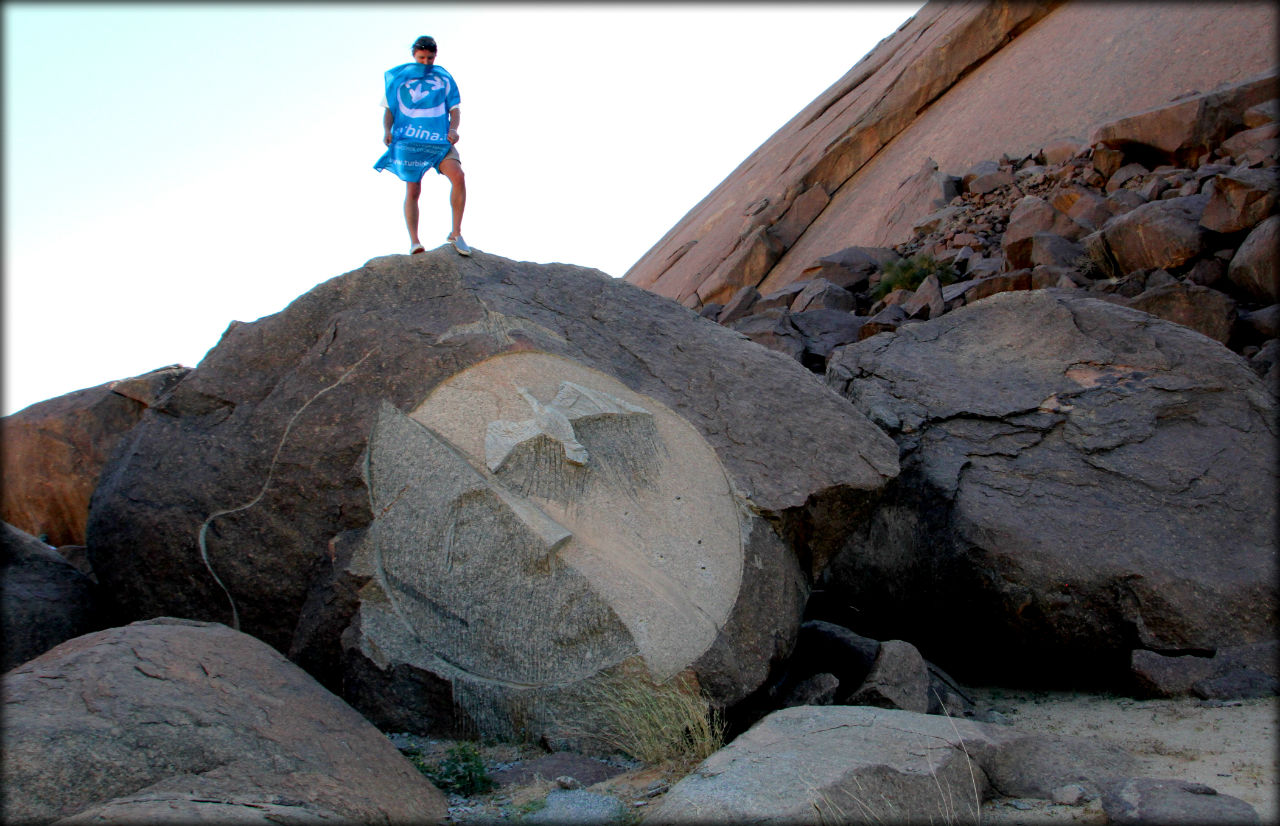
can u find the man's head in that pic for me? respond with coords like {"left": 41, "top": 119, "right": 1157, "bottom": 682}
{"left": 411, "top": 35, "right": 437, "bottom": 64}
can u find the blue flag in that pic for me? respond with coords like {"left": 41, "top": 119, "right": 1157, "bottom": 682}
{"left": 374, "top": 63, "right": 461, "bottom": 182}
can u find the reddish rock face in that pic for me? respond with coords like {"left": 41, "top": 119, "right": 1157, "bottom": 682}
{"left": 624, "top": 1, "right": 1276, "bottom": 308}
{"left": 0, "top": 366, "right": 189, "bottom": 547}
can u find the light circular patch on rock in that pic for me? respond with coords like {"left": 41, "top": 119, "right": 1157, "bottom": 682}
{"left": 372, "top": 351, "right": 742, "bottom": 687}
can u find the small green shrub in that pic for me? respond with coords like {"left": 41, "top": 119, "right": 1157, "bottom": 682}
{"left": 871, "top": 254, "right": 959, "bottom": 300}
{"left": 410, "top": 742, "right": 495, "bottom": 795}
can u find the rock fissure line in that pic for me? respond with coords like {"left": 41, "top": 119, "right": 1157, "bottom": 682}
{"left": 196, "top": 349, "right": 376, "bottom": 630}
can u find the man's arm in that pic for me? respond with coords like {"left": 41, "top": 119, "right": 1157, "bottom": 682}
{"left": 448, "top": 106, "right": 460, "bottom": 143}
{"left": 383, "top": 106, "right": 394, "bottom": 146}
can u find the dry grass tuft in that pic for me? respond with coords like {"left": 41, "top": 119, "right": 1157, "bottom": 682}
{"left": 565, "top": 671, "right": 724, "bottom": 766}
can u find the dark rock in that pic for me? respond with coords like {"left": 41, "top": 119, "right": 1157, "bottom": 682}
{"left": 902, "top": 273, "right": 945, "bottom": 320}
{"left": 790, "top": 620, "right": 880, "bottom": 699}
{"left": 790, "top": 278, "right": 855, "bottom": 313}
{"left": 1, "top": 522, "right": 98, "bottom": 672}
{"left": 0, "top": 618, "right": 446, "bottom": 824}
{"left": 1186, "top": 256, "right": 1228, "bottom": 288}
{"left": 1005, "top": 197, "right": 1087, "bottom": 268}
{"left": 1227, "top": 214, "right": 1280, "bottom": 303}
{"left": 1130, "top": 649, "right": 1218, "bottom": 697}
{"left": 1107, "top": 162, "right": 1150, "bottom": 193}
{"left": 1030, "top": 233, "right": 1087, "bottom": 269}
{"left": 969, "top": 269, "right": 1032, "bottom": 302}
{"left": 1199, "top": 166, "right": 1280, "bottom": 233}
{"left": 847, "top": 639, "right": 930, "bottom": 713}
{"left": 717, "top": 285, "right": 761, "bottom": 325}
{"left": 1101, "top": 777, "right": 1261, "bottom": 824}
{"left": 800, "top": 246, "right": 899, "bottom": 292}
{"left": 1125, "top": 282, "right": 1237, "bottom": 344}
{"left": 825, "top": 291, "right": 1277, "bottom": 682}
{"left": 1103, "top": 194, "right": 1210, "bottom": 273}
{"left": 1239, "top": 304, "right": 1280, "bottom": 340}
{"left": 788, "top": 308, "right": 866, "bottom": 368}
{"left": 780, "top": 672, "right": 841, "bottom": 707}
{"left": 730, "top": 309, "right": 806, "bottom": 361}
{"left": 858, "top": 304, "right": 909, "bottom": 340}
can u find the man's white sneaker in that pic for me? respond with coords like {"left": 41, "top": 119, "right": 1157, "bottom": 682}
{"left": 449, "top": 235, "right": 472, "bottom": 256}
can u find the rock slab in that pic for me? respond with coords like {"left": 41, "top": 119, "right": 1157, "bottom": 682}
{"left": 824, "top": 290, "right": 1277, "bottom": 682}
{"left": 0, "top": 617, "right": 445, "bottom": 824}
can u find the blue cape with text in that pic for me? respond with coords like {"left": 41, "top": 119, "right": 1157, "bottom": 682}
{"left": 373, "top": 63, "right": 461, "bottom": 182}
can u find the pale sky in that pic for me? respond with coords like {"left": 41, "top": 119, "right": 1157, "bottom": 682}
{"left": 2, "top": 2, "right": 923, "bottom": 416}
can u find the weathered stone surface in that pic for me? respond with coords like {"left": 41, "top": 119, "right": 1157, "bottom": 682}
{"left": 1199, "top": 166, "right": 1280, "bottom": 233}
{"left": 716, "top": 285, "right": 760, "bottom": 325}
{"left": 1227, "top": 214, "right": 1280, "bottom": 303}
{"left": 1089, "top": 70, "right": 1279, "bottom": 166}
{"left": 780, "top": 672, "right": 840, "bottom": 708}
{"left": 1030, "top": 232, "right": 1087, "bottom": 269}
{"left": 1005, "top": 196, "right": 1087, "bottom": 268}
{"left": 644, "top": 706, "right": 993, "bottom": 824}
{"left": 974, "top": 732, "right": 1139, "bottom": 800}
{"left": 824, "top": 291, "right": 1277, "bottom": 682}
{"left": 846, "top": 639, "right": 930, "bottom": 713}
{"left": 1125, "top": 281, "right": 1237, "bottom": 344}
{"left": 788, "top": 620, "right": 881, "bottom": 701}
{"left": 1131, "top": 642, "right": 1278, "bottom": 699}
{"left": 0, "top": 618, "right": 445, "bottom": 824}
{"left": 2, "top": 522, "right": 98, "bottom": 672}
{"left": 968, "top": 269, "right": 1032, "bottom": 302}
{"left": 1101, "top": 777, "right": 1261, "bottom": 825}
{"left": 790, "top": 278, "right": 854, "bottom": 313}
{"left": 626, "top": 3, "right": 1275, "bottom": 302}
{"left": 647, "top": 705, "right": 1141, "bottom": 825}
{"left": 728, "top": 309, "right": 805, "bottom": 361}
{"left": 798, "top": 246, "right": 898, "bottom": 292}
{"left": 788, "top": 308, "right": 866, "bottom": 369}
{"left": 1, "top": 365, "right": 189, "bottom": 547}
{"left": 1102, "top": 194, "right": 1209, "bottom": 273}
{"left": 902, "top": 273, "right": 945, "bottom": 320}
{"left": 86, "top": 250, "right": 899, "bottom": 739}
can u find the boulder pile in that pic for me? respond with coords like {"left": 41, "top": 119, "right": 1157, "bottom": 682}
{"left": 80, "top": 250, "right": 897, "bottom": 743}
{"left": 3, "top": 2, "right": 1276, "bottom": 822}
{"left": 702, "top": 71, "right": 1279, "bottom": 390}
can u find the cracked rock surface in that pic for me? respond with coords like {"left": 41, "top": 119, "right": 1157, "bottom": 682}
{"left": 85, "top": 249, "right": 898, "bottom": 740}
{"left": 0, "top": 617, "right": 445, "bottom": 824}
{"left": 824, "top": 290, "right": 1277, "bottom": 682}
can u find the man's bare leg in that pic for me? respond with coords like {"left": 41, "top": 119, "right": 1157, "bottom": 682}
{"left": 438, "top": 159, "right": 466, "bottom": 241}
{"left": 404, "top": 181, "right": 423, "bottom": 251}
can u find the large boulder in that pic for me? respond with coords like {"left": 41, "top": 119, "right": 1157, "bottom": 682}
{"left": 1, "top": 366, "right": 189, "bottom": 547}
{"left": 86, "top": 249, "right": 898, "bottom": 740}
{"left": 625, "top": 2, "right": 1276, "bottom": 305}
{"left": 645, "top": 705, "right": 1140, "bottom": 824}
{"left": 0, "top": 617, "right": 445, "bottom": 824}
{"left": 824, "top": 290, "right": 1277, "bottom": 682}
{"left": 1, "top": 522, "right": 98, "bottom": 671}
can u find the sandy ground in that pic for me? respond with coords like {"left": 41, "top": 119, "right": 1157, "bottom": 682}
{"left": 970, "top": 689, "right": 1279, "bottom": 824}
{"left": 400, "top": 690, "right": 1278, "bottom": 823}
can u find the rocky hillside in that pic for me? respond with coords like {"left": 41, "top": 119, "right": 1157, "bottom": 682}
{"left": 625, "top": 0, "right": 1276, "bottom": 309}
{"left": 3, "top": 2, "right": 1276, "bottom": 822}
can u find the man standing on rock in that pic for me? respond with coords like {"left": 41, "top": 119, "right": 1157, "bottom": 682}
{"left": 374, "top": 35, "right": 470, "bottom": 256}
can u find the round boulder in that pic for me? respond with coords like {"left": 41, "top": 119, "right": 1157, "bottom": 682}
{"left": 87, "top": 249, "right": 899, "bottom": 739}
{"left": 825, "top": 290, "right": 1277, "bottom": 682}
